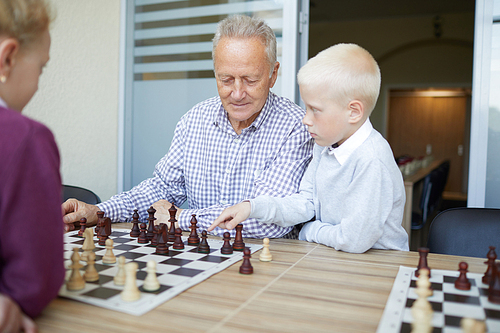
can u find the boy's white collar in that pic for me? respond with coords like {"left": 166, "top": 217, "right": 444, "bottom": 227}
{"left": 323, "top": 119, "right": 373, "bottom": 165}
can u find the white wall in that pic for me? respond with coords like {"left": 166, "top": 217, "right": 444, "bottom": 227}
{"left": 23, "top": 0, "right": 121, "bottom": 201}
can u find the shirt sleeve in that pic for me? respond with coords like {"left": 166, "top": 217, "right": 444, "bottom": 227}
{"left": 179, "top": 123, "right": 313, "bottom": 238}
{"left": 0, "top": 123, "right": 65, "bottom": 318}
{"left": 98, "top": 117, "right": 188, "bottom": 223}
{"left": 298, "top": 159, "right": 394, "bottom": 253}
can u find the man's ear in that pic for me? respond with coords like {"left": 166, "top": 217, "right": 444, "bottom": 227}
{"left": 0, "top": 38, "right": 20, "bottom": 80}
{"left": 348, "top": 100, "right": 364, "bottom": 124}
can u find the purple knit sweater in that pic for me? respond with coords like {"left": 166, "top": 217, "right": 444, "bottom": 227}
{"left": 0, "top": 106, "right": 64, "bottom": 318}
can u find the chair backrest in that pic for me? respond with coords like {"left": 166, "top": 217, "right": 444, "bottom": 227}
{"left": 427, "top": 207, "right": 500, "bottom": 258}
{"left": 62, "top": 185, "right": 101, "bottom": 204}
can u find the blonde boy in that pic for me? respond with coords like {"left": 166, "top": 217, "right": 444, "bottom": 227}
{"left": 209, "top": 44, "right": 409, "bottom": 253}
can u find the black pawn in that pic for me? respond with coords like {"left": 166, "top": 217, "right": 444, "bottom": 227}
{"left": 138, "top": 222, "right": 149, "bottom": 244}
{"left": 198, "top": 230, "right": 210, "bottom": 254}
{"left": 483, "top": 246, "right": 497, "bottom": 284}
{"left": 455, "top": 262, "right": 471, "bottom": 290}
{"left": 187, "top": 214, "right": 200, "bottom": 245}
{"left": 130, "top": 209, "right": 140, "bottom": 237}
{"left": 415, "top": 247, "right": 431, "bottom": 277}
{"left": 147, "top": 206, "right": 156, "bottom": 241}
{"left": 232, "top": 224, "right": 245, "bottom": 251}
{"left": 155, "top": 224, "right": 169, "bottom": 255}
{"left": 221, "top": 232, "right": 233, "bottom": 255}
{"left": 239, "top": 247, "right": 253, "bottom": 274}
{"left": 173, "top": 228, "right": 184, "bottom": 250}
{"left": 77, "top": 218, "right": 87, "bottom": 237}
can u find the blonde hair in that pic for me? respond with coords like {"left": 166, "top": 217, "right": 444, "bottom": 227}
{"left": 297, "top": 43, "right": 381, "bottom": 115}
{"left": 213, "top": 15, "right": 277, "bottom": 77}
{"left": 0, "top": 0, "right": 53, "bottom": 46}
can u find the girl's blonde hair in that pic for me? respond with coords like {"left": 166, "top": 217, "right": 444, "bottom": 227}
{"left": 0, "top": 0, "right": 53, "bottom": 46}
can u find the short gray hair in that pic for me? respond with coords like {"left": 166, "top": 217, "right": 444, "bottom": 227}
{"left": 297, "top": 43, "right": 381, "bottom": 115}
{"left": 212, "top": 15, "right": 277, "bottom": 76}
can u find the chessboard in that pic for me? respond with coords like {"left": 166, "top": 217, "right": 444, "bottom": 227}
{"left": 377, "top": 265, "right": 500, "bottom": 333}
{"left": 60, "top": 228, "right": 262, "bottom": 316}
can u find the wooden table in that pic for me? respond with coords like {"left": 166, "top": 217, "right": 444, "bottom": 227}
{"left": 36, "top": 224, "right": 488, "bottom": 333}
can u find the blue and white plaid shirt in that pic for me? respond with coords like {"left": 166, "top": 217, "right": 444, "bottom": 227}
{"left": 98, "top": 91, "right": 313, "bottom": 238}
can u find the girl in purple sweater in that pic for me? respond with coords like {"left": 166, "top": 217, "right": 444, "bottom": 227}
{"left": 0, "top": 1, "right": 64, "bottom": 331}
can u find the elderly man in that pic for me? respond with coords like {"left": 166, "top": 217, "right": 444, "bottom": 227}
{"left": 62, "top": 15, "right": 313, "bottom": 238}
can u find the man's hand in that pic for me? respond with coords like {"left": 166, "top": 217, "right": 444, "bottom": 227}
{"left": 62, "top": 199, "right": 99, "bottom": 232}
{"left": 152, "top": 200, "right": 182, "bottom": 227}
{"left": 0, "top": 294, "right": 37, "bottom": 333}
{"left": 208, "top": 201, "right": 251, "bottom": 231}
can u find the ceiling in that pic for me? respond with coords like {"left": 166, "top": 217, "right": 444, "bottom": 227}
{"left": 309, "top": 0, "right": 475, "bottom": 23}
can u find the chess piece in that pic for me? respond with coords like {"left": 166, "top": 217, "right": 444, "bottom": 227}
{"left": 187, "top": 214, "right": 200, "bottom": 245}
{"left": 239, "top": 247, "right": 253, "bottom": 274}
{"left": 483, "top": 246, "right": 496, "bottom": 284}
{"left": 488, "top": 263, "right": 500, "bottom": 304}
{"left": 66, "top": 248, "right": 85, "bottom": 291}
{"left": 411, "top": 268, "right": 433, "bottom": 333}
{"left": 114, "top": 256, "right": 126, "bottom": 286}
{"left": 147, "top": 206, "right": 156, "bottom": 241}
{"left": 155, "top": 224, "right": 169, "bottom": 255}
{"left": 150, "top": 225, "right": 159, "bottom": 247}
{"left": 455, "top": 261, "right": 471, "bottom": 290}
{"left": 103, "top": 217, "right": 112, "bottom": 237}
{"left": 168, "top": 204, "right": 177, "bottom": 242}
{"left": 173, "top": 228, "right": 184, "bottom": 250}
{"left": 81, "top": 228, "right": 95, "bottom": 262}
{"left": 142, "top": 260, "right": 160, "bottom": 292}
{"left": 95, "top": 211, "right": 104, "bottom": 236}
{"left": 138, "top": 222, "right": 149, "bottom": 244}
{"left": 130, "top": 209, "right": 140, "bottom": 237}
{"left": 84, "top": 252, "right": 99, "bottom": 282}
{"left": 232, "top": 224, "right": 245, "bottom": 251}
{"left": 121, "top": 262, "right": 141, "bottom": 302}
{"left": 98, "top": 222, "right": 108, "bottom": 246}
{"left": 415, "top": 247, "right": 431, "bottom": 278}
{"left": 102, "top": 238, "right": 116, "bottom": 264}
{"left": 461, "top": 317, "right": 487, "bottom": 333}
{"left": 77, "top": 218, "right": 87, "bottom": 237}
{"left": 259, "top": 238, "right": 272, "bottom": 262}
{"left": 220, "top": 232, "right": 233, "bottom": 255}
{"left": 197, "top": 230, "right": 210, "bottom": 254}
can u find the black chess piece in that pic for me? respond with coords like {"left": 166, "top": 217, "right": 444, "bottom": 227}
{"left": 488, "top": 263, "right": 500, "bottom": 304}
{"left": 147, "top": 206, "right": 156, "bottom": 241}
{"left": 232, "top": 224, "right": 245, "bottom": 251}
{"left": 130, "top": 209, "right": 140, "bottom": 238}
{"left": 187, "top": 214, "right": 200, "bottom": 245}
{"left": 151, "top": 225, "right": 159, "bottom": 247}
{"left": 77, "top": 218, "right": 87, "bottom": 237}
{"left": 95, "top": 211, "right": 104, "bottom": 236}
{"left": 415, "top": 247, "right": 431, "bottom": 277}
{"left": 197, "top": 230, "right": 210, "bottom": 254}
{"left": 239, "top": 247, "right": 253, "bottom": 274}
{"left": 173, "top": 228, "right": 184, "bottom": 250}
{"left": 483, "top": 246, "right": 497, "bottom": 284}
{"left": 138, "top": 222, "right": 149, "bottom": 244}
{"left": 155, "top": 224, "right": 169, "bottom": 255}
{"left": 455, "top": 262, "right": 471, "bottom": 290}
{"left": 221, "top": 232, "right": 233, "bottom": 255}
{"left": 168, "top": 204, "right": 177, "bottom": 242}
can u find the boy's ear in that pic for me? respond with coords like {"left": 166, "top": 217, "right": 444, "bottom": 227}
{"left": 348, "top": 100, "right": 364, "bottom": 124}
{"left": 0, "top": 38, "right": 20, "bottom": 80}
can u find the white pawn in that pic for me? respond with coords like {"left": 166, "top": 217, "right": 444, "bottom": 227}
{"left": 411, "top": 269, "right": 433, "bottom": 333}
{"left": 142, "top": 260, "right": 160, "bottom": 292}
{"left": 259, "top": 238, "right": 272, "bottom": 262}
{"left": 114, "top": 256, "right": 126, "bottom": 286}
{"left": 66, "top": 248, "right": 85, "bottom": 291}
{"left": 461, "top": 318, "right": 486, "bottom": 333}
{"left": 102, "top": 238, "right": 116, "bottom": 264}
{"left": 81, "top": 228, "right": 95, "bottom": 262}
{"left": 84, "top": 252, "right": 99, "bottom": 282}
{"left": 121, "top": 262, "right": 140, "bottom": 302}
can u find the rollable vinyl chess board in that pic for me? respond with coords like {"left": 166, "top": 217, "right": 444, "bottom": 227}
{"left": 377, "top": 266, "right": 500, "bottom": 333}
{"left": 60, "top": 229, "right": 262, "bottom": 316}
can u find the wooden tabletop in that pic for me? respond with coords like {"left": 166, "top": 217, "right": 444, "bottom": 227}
{"left": 36, "top": 224, "right": 488, "bottom": 333}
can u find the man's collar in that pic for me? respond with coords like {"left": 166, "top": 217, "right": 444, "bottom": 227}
{"left": 323, "top": 119, "right": 373, "bottom": 165}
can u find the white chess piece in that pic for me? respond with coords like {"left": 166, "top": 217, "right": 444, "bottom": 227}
{"left": 411, "top": 269, "right": 433, "bottom": 333}
{"left": 66, "top": 248, "right": 85, "bottom": 291}
{"left": 461, "top": 318, "right": 486, "bottom": 333}
{"left": 81, "top": 228, "right": 95, "bottom": 262}
{"left": 142, "top": 260, "right": 160, "bottom": 292}
{"left": 114, "top": 256, "right": 126, "bottom": 286}
{"left": 121, "top": 262, "right": 140, "bottom": 302}
{"left": 259, "top": 238, "right": 272, "bottom": 262}
{"left": 102, "top": 238, "right": 116, "bottom": 264}
{"left": 84, "top": 252, "right": 99, "bottom": 282}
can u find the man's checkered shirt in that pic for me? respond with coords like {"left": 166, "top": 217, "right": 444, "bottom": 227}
{"left": 98, "top": 92, "right": 313, "bottom": 238}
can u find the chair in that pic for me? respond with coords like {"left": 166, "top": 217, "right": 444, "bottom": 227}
{"left": 62, "top": 185, "right": 101, "bottom": 204}
{"left": 427, "top": 207, "right": 500, "bottom": 258}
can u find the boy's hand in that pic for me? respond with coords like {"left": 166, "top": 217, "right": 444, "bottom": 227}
{"left": 208, "top": 201, "right": 251, "bottom": 231}
{"left": 0, "top": 294, "right": 37, "bottom": 333}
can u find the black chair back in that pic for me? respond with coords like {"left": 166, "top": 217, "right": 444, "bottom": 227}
{"left": 62, "top": 185, "right": 101, "bottom": 204}
{"left": 427, "top": 207, "right": 500, "bottom": 258}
